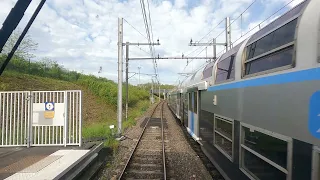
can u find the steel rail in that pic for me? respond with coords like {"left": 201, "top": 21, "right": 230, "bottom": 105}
{"left": 161, "top": 102, "right": 167, "bottom": 180}
{"left": 118, "top": 101, "right": 164, "bottom": 180}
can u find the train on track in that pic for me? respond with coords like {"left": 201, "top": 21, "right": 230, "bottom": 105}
{"left": 167, "top": 0, "right": 320, "bottom": 179}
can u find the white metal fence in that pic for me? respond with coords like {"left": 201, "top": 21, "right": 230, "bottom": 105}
{"left": 0, "top": 90, "right": 82, "bottom": 147}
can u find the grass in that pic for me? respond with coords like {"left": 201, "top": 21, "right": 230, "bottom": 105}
{"left": 0, "top": 71, "right": 151, "bottom": 149}
{"left": 123, "top": 100, "right": 149, "bottom": 129}
{"left": 82, "top": 99, "right": 150, "bottom": 148}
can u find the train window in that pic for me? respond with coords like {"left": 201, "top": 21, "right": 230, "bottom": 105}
{"left": 203, "top": 66, "right": 213, "bottom": 79}
{"left": 272, "top": 19, "right": 297, "bottom": 49}
{"left": 185, "top": 93, "right": 188, "bottom": 105}
{"left": 247, "top": 42, "right": 256, "bottom": 60}
{"left": 242, "top": 126, "right": 287, "bottom": 168}
{"left": 215, "top": 133, "right": 233, "bottom": 157}
{"left": 215, "top": 118, "right": 232, "bottom": 139}
{"left": 215, "top": 55, "right": 235, "bottom": 83}
{"left": 240, "top": 123, "right": 292, "bottom": 180}
{"left": 253, "top": 32, "right": 275, "bottom": 58}
{"left": 243, "top": 150, "right": 286, "bottom": 180}
{"left": 245, "top": 46, "right": 293, "bottom": 75}
{"left": 244, "top": 18, "right": 297, "bottom": 76}
{"left": 214, "top": 115, "right": 233, "bottom": 161}
{"left": 194, "top": 92, "right": 197, "bottom": 114}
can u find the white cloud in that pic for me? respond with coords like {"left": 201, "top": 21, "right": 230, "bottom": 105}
{"left": 0, "top": 0, "right": 301, "bottom": 85}
{"left": 175, "top": 0, "right": 187, "bottom": 9}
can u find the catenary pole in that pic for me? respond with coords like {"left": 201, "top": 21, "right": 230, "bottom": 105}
{"left": 125, "top": 42, "right": 129, "bottom": 121}
{"left": 117, "top": 18, "right": 123, "bottom": 135}
{"left": 123, "top": 42, "right": 159, "bottom": 121}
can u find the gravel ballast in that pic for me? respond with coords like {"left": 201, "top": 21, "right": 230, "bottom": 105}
{"left": 99, "top": 101, "right": 213, "bottom": 180}
{"left": 163, "top": 103, "right": 212, "bottom": 180}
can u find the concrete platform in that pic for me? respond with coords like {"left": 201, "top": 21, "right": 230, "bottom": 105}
{"left": 0, "top": 144, "right": 96, "bottom": 180}
{"left": 5, "top": 150, "right": 89, "bottom": 180}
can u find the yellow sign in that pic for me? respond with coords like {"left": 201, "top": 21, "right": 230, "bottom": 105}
{"left": 44, "top": 111, "right": 55, "bottom": 119}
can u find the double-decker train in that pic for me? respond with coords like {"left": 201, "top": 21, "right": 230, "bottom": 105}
{"left": 167, "top": 0, "right": 320, "bottom": 179}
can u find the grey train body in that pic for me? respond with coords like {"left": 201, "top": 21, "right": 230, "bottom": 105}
{"left": 167, "top": 0, "right": 320, "bottom": 179}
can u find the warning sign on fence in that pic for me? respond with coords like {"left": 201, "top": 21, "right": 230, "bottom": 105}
{"left": 44, "top": 102, "right": 55, "bottom": 119}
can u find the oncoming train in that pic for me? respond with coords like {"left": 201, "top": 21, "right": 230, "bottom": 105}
{"left": 167, "top": 0, "right": 320, "bottom": 180}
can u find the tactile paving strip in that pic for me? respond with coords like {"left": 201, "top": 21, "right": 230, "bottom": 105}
{"left": 0, "top": 155, "right": 46, "bottom": 173}
{"left": 20, "top": 155, "right": 62, "bottom": 173}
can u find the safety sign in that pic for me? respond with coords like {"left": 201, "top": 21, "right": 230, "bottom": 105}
{"left": 44, "top": 102, "right": 55, "bottom": 119}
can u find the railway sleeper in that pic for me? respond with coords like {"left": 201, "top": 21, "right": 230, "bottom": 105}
{"left": 131, "top": 157, "right": 163, "bottom": 164}
{"left": 129, "top": 163, "right": 163, "bottom": 171}
{"left": 123, "top": 170, "right": 164, "bottom": 179}
{"left": 125, "top": 178, "right": 162, "bottom": 180}
{"left": 138, "top": 144, "right": 162, "bottom": 149}
{"left": 135, "top": 150, "right": 162, "bottom": 154}
{"left": 133, "top": 154, "right": 163, "bottom": 159}
{"left": 144, "top": 132, "right": 162, "bottom": 136}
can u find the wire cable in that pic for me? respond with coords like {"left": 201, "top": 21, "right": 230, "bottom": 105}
{"left": 176, "top": 0, "right": 299, "bottom": 87}
{"left": 133, "top": 45, "right": 151, "bottom": 55}
{"left": 123, "top": 18, "right": 148, "bottom": 40}
{"left": 184, "top": 0, "right": 257, "bottom": 66}
{"left": 139, "top": 0, "right": 158, "bottom": 81}
{"left": 214, "top": 0, "right": 257, "bottom": 39}
{"left": 233, "top": 0, "right": 297, "bottom": 45}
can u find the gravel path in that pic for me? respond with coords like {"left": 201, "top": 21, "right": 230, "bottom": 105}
{"left": 99, "top": 101, "right": 212, "bottom": 180}
{"left": 99, "top": 102, "right": 158, "bottom": 180}
{"left": 163, "top": 102, "right": 212, "bottom": 180}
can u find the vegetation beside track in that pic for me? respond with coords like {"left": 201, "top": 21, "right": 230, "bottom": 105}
{"left": 83, "top": 99, "right": 150, "bottom": 149}
{"left": 0, "top": 55, "right": 151, "bottom": 148}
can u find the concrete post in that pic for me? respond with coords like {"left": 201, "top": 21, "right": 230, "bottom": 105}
{"left": 117, "top": 18, "right": 123, "bottom": 135}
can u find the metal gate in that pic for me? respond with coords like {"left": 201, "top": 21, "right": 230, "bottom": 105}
{"left": 0, "top": 91, "right": 82, "bottom": 147}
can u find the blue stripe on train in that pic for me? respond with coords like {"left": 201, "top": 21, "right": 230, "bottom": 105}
{"left": 208, "top": 67, "right": 320, "bottom": 91}
{"left": 309, "top": 91, "right": 320, "bottom": 139}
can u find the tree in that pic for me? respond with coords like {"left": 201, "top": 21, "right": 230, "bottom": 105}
{"left": 1, "top": 29, "right": 38, "bottom": 59}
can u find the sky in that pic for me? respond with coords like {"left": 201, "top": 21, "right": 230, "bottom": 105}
{"left": 0, "top": 0, "right": 304, "bottom": 85}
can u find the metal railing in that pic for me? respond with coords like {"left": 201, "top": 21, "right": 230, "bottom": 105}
{"left": 0, "top": 90, "right": 82, "bottom": 147}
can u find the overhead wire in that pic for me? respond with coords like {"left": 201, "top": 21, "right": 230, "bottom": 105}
{"left": 175, "top": 0, "right": 256, "bottom": 86}
{"left": 233, "top": 0, "right": 298, "bottom": 45}
{"left": 174, "top": 0, "right": 299, "bottom": 87}
{"left": 215, "top": 0, "right": 257, "bottom": 40}
{"left": 133, "top": 45, "right": 151, "bottom": 55}
{"left": 123, "top": 18, "right": 148, "bottom": 40}
{"left": 184, "top": 19, "right": 224, "bottom": 58}
{"left": 123, "top": 18, "right": 150, "bottom": 80}
{"left": 140, "top": 0, "right": 159, "bottom": 84}
{"left": 148, "top": 0, "right": 160, "bottom": 84}
{"left": 184, "top": 0, "right": 257, "bottom": 59}
{"left": 181, "top": 0, "right": 257, "bottom": 77}
{"left": 196, "top": 18, "right": 225, "bottom": 43}
{"left": 181, "top": 0, "right": 298, "bottom": 86}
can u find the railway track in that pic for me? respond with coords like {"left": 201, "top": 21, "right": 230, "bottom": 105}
{"left": 118, "top": 101, "right": 167, "bottom": 180}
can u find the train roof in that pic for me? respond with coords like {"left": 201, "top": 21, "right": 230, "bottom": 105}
{"left": 174, "top": 0, "right": 312, "bottom": 93}
{"left": 247, "top": 0, "right": 309, "bottom": 45}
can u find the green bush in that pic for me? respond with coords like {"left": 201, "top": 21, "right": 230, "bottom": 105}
{"left": 1, "top": 55, "right": 152, "bottom": 148}
{"left": 0, "top": 55, "right": 150, "bottom": 108}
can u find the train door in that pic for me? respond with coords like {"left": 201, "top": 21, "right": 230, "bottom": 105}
{"left": 183, "top": 93, "right": 188, "bottom": 127}
{"left": 188, "top": 91, "right": 200, "bottom": 140}
{"left": 179, "top": 93, "right": 183, "bottom": 120}
{"left": 176, "top": 93, "right": 180, "bottom": 119}
{"left": 179, "top": 93, "right": 184, "bottom": 124}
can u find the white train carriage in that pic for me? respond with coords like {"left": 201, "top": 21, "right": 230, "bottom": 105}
{"left": 168, "top": 0, "right": 320, "bottom": 179}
